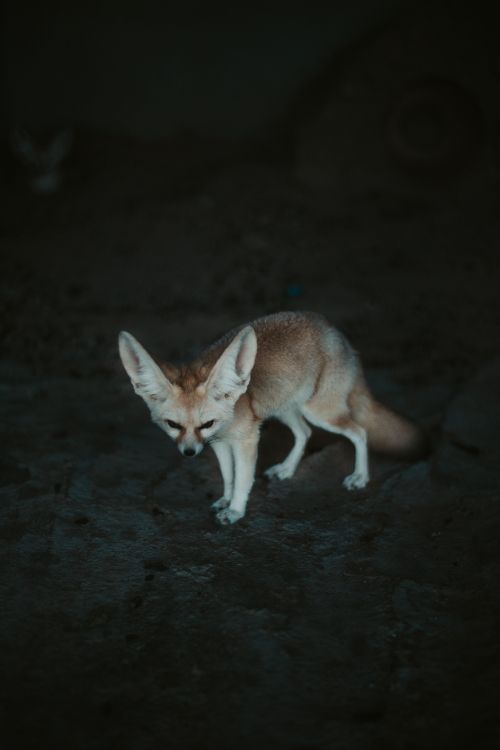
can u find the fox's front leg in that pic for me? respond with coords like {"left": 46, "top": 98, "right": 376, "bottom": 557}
{"left": 210, "top": 440, "right": 234, "bottom": 510}
{"left": 216, "top": 432, "right": 259, "bottom": 525}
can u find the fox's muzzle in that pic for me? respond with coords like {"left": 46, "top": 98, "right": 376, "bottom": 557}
{"left": 179, "top": 442, "right": 204, "bottom": 457}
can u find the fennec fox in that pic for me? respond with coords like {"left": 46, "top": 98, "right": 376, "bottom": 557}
{"left": 119, "top": 311, "right": 426, "bottom": 524}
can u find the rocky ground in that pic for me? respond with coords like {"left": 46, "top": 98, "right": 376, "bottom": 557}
{"left": 2, "top": 9, "right": 500, "bottom": 746}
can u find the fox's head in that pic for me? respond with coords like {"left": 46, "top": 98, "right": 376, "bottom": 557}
{"left": 118, "top": 327, "right": 257, "bottom": 456}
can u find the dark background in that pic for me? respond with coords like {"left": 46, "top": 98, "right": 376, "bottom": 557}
{"left": 1, "top": 1, "right": 500, "bottom": 748}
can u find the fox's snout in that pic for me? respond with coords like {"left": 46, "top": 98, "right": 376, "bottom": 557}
{"left": 178, "top": 442, "right": 204, "bottom": 458}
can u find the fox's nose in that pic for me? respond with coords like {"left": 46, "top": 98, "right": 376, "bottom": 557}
{"left": 183, "top": 448, "right": 196, "bottom": 457}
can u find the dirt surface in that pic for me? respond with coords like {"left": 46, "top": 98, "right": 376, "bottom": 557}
{"left": 2, "top": 15, "right": 500, "bottom": 746}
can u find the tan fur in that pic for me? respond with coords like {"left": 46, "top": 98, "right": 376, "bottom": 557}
{"left": 347, "top": 379, "right": 428, "bottom": 459}
{"left": 119, "top": 311, "right": 427, "bottom": 524}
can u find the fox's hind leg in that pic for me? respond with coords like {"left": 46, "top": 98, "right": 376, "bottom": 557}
{"left": 302, "top": 403, "right": 369, "bottom": 490}
{"left": 264, "top": 409, "right": 312, "bottom": 480}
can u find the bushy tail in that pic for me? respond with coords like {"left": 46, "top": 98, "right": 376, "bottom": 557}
{"left": 349, "top": 382, "right": 429, "bottom": 460}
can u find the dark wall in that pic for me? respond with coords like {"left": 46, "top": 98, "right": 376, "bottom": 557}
{"left": 3, "top": 0, "right": 399, "bottom": 138}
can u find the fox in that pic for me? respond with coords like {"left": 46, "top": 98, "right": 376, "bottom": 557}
{"left": 118, "top": 311, "right": 427, "bottom": 524}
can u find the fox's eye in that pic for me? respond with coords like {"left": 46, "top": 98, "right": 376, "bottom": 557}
{"left": 200, "top": 420, "right": 215, "bottom": 430}
{"left": 165, "top": 420, "right": 182, "bottom": 430}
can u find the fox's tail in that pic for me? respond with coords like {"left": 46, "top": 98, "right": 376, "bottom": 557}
{"left": 349, "top": 381, "right": 429, "bottom": 460}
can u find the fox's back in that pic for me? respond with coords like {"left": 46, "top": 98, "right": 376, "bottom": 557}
{"left": 195, "top": 311, "right": 359, "bottom": 417}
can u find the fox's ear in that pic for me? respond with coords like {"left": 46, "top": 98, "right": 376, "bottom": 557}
{"left": 206, "top": 326, "right": 257, "bottom": 402}
{"left": 118, "top": 331, "right": 172, "bottom": 404}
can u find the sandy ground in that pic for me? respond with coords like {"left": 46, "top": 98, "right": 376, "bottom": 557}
{"left": 1, "top": 131, "right": 499, "bottom": 748}
{"left": 2, "top": 13, "right": 500, "bottom": 743}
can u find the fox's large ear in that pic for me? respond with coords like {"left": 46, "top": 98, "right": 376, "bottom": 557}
{"left": 206, "top": 326, "right": 257, "bottom": 402}
{"left": 118, "top": 331, "right": 172, "bottom": 405}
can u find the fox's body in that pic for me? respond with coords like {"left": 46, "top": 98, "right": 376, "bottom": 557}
{"left": 119, "top": 311, "right": 426, "bottom": 524}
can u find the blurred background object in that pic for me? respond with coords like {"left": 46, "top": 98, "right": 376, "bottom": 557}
{"left": 10, "top": 128, "right": 73, "bottom": 193}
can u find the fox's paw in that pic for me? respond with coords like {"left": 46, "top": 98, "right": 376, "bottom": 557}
{"left": 342, "top": 472, "right": 368, "bottom": 490}
{"left": 264, "top": 462, "right": 295, "bottom": 481}
{"left": 211, "top": 496, "right": 230, "bottom": 511}
{"left": 216, "top": 508, "right": 244, "bottom": 525}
